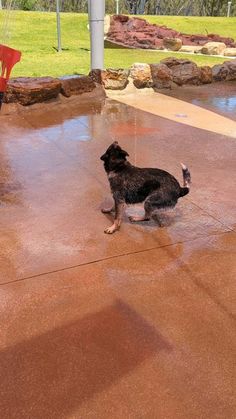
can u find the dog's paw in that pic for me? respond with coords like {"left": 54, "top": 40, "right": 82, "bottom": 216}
{"left": 104, "top": 225, "right": 118, "bottom": 234}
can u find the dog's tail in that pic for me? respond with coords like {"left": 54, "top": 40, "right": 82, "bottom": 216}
{"left": 179, "top": 163, "right": 191, "bottom": 197}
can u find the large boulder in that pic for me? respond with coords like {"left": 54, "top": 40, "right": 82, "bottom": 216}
{"left": 60, "top": 75, "right": 96, "bottom": 97}
{"left": 224, "top": 60, "right": 236, "bottom": 80}
{"left": 161, "top": 57, "right": 201, "bottom": 86}
{"left": 224, "top": 48, "right": 236, "bottom": 57}
{"left": 163, "top": 37, "right": 182, "bottom": 51}
{"left": 90, "top": 68, "right": 130, "bottom": 90}
{"left": 212, "top": 64, "right": 229, "bottom": 81}
{"left": 150, "top": 63, "right": 173, "bottom": 89}
{"left": 4, "top": 77, "right": 61, "bottom": 105}
{"left": 180, "top": 45, "right": 203, "bottom": 53}
{"left": 199, "top": 66, "right": 213, "bottom": 84}
{"left": 202, "top": 42, "right": 226, "bottom": 56}
{"left": 130, "top": 63, "right": 153, "bottom": 88}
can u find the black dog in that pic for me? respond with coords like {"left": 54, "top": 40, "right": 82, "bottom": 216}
{"left": 100, "top": 142, "right": 191, "bottom": 234}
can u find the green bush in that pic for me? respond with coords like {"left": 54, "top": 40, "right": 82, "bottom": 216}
{"left": 15, "top": 0, "right": 38, "bottom": 11}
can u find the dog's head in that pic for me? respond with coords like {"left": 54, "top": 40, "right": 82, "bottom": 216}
{"left": 100, "top": 141, "right": 129, "bottom": 173}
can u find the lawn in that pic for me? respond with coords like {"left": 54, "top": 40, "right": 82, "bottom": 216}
{"left": 0, "top": 11, "right": 236, "bottom": 78}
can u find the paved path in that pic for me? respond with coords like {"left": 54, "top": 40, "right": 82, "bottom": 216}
{"left": 0, "top": 86, "right": 235, "bottom": 419}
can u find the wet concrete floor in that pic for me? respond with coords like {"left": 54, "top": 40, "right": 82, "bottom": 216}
{"left": 162, "top": 81, "right": 236, "bottom": 121}
{"left": 0, "top": 85, "right": 236, "bottom": 418}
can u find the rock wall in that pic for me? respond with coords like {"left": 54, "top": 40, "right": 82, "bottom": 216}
{"left": 106, "top": 15, "right": 236, "bottom": 56}
{"left": 3, "top": 75, "right": 104, "bottom": 106}
{"left": 1, "top": 58, "right": 235, "bottom": 107}
{"left": 91, "top": 59, "right": 236, "bottom": 90}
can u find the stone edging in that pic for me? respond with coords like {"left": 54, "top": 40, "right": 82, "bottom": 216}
{"left": 90, "top": 58, "right": 236, "bottom": 90}
{"left": 1, "top": 57, "right": 235, "bottom": 108}
{"left": 3, "top": 75, "right": 105, "bottom": 106}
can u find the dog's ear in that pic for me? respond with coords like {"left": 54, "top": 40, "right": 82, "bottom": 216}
{"left": 118, "top": 147, "right": 129, "bottom": 158}
{"left": 112, "top": 142, "right": 129, "bottom": 158}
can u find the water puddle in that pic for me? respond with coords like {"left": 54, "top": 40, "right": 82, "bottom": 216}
{"left": 37, "top": 116, "right": 92, "bottom": 142}
{"left": 192, "top": 96, "right": 236, "bottom": 114}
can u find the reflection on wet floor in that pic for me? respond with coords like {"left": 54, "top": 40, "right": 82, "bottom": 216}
{"left": 38, "top": 116, "right": 92, "bottom": 143}
{"left": 192, "top": 96, "right": 236, "bottom": 113}
{"left": 163, "top": 81, "right": 236, "bottom": 121}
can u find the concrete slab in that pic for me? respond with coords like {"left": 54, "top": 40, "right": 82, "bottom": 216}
{"left": 0, "top": 84, "right": 236, "bottom": 418}
{"left": 0, "top": 100, "right": 232, "bottom": 282}
{"left": 0, "top": 233, "right": 236, "bottom": 419}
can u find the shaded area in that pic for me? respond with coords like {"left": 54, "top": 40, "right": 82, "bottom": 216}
{"left": 0, "top": 299, "right": 170, "bottom": 419}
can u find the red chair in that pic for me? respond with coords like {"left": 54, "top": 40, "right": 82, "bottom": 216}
{"left": 0, "top": 44, "right": 21, "bottom": 108}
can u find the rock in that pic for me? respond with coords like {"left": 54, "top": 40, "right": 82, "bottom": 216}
{"left": 4, "top": 77, "right": 61, "bottom": 105}
{"left": 202, "top": 42, "right": 226, "bottom": 56}
{"left": 224, "top": 60, "right": 236, "bottom": 80}
{"left": 161, "top": 57, "right": 200, "bottom": 86}
{"left": 102, "top": 68, "right": 130, "bottom": 90}
{"left": 199, "top": 66, "right": 213, "bottom": 84}
{"left": 189, "top": 34, "right": 210, "bottom": 45}
{"left": 130, "top": 63, "right": 153, "bottom": 88}
{"left": 89, "top": 68, "right": 130, "bottom": 90}
{"left": 224, "top": 48, "right": 236, "bottom": 57}
{"left": 60, "top": 75, "right": 96, "bottom": 97}
{"left": 212, "top": 64, "right": 229, "bottom": 81}
{"left": 180, "top": 45, "right": 202, "bottom": 53}
{"left": 163, "top": 37, "right": 182, "bottom": 51}
{"left": 89, "top": 69, "right": 103, "bottom": 84}
{"left": 208, "top": 33, "right": 235, "bottom": 47}
{"left": 150, "top": 63, "right": 173, "bottom": 89}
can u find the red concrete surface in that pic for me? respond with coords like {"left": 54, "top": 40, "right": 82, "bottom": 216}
{"left": 0, "top": 89, "right": 235, "bottom": 418}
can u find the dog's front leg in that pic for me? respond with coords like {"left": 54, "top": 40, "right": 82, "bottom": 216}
{"left": 104, "top": 201, "right": 125, "bottom": 234}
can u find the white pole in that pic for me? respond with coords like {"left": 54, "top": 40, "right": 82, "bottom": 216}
{"left": 115, "top": 0, "right": 119, "bottom": 14}
{"left": 56, "top": 0, "right": 62, "bottom": 52}
{"left": 88, "top": 0, "right": 105, "bottom": 70}
{"left": 227, "top": 2, "right": 232, "bottom": 17}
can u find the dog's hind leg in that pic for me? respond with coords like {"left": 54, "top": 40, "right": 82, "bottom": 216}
{"left": 104, "top": 201, "right": 126, "bottom": 234}
{"left": 129, "top": 213, "right": 150, "bottom": 223}
{"left": 101, "top": 203, "right": 115, "bottom": 214}
{"left": 144, "top": 191, "right": 177, "bottom": 221}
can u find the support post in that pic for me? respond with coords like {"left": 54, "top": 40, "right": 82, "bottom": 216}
{"left": 115, "top": 0, "right": 119, "bottom": 14}
{"left": 56, "top": 0, "right": 62, "bottom": 52}
{"left": 227, "top": 1, "right": 232, "bottom": 17}
{"left": 88, "top": 0, "right": 105, "bottom": 70}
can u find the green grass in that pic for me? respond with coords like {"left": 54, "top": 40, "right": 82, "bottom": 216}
{"left": 0, "top": 11, "right": 236, "bottom": 77}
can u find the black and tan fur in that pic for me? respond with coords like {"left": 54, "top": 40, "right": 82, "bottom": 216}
{"left": 100, "top": 142, "right": 191, "bottom": 234}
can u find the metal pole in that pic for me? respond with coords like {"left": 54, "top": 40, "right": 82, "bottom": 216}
{"left": 227, "top": 2, "right": 232, "bottom": 17}
{"left": 88, "top": 0, "right": 105, "bottom": 70}
{"left": 115, "top": 0, "right": 119, "bottom": 14}
{"left": 56, "top": 0, "right": 62, "bottom": 52}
